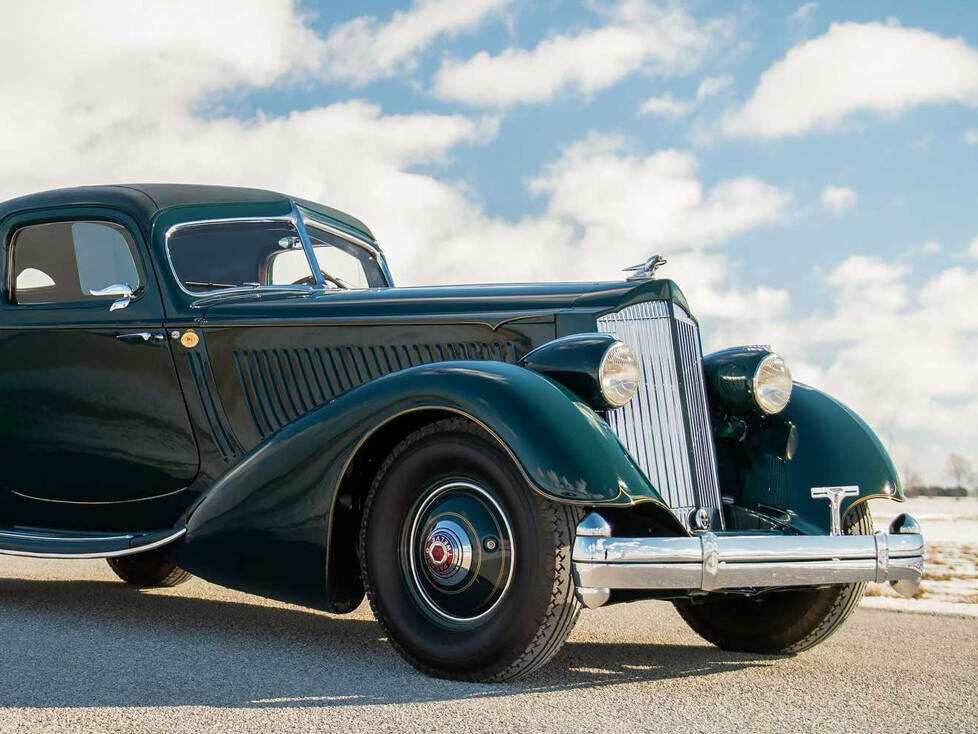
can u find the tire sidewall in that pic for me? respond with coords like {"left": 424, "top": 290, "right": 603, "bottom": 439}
{"left": 362, "top": 426, "right": 557, "bottom": 676}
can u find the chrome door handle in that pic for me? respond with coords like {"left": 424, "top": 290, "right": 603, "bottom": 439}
{"left": 117, "top": 332, "right": 166, "bottom": 343}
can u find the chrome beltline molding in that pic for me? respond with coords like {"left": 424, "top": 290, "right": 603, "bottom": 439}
{"left": 0, "top": 527, "right": 187, "bottom": 559}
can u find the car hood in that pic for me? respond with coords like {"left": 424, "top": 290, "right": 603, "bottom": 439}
{"left": 193, "top": 280, "right": 690, "bottom": 322}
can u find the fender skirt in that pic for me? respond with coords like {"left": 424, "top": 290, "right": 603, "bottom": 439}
{"left": 175, "top": 361, "right": 670, "bottom": 611}
{"left": 716, "top": 382, "right": 904, "bottom": 536}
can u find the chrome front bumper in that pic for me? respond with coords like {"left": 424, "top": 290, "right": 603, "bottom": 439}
{"left": 572, "top": 512, "right": 924, "bottom": 608}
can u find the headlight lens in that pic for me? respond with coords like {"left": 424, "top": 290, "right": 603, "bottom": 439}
{"left": 752, "top": 353, "right": 792, "bottom": 414}
{"left": 599, "top": 341, "right": 641, "bottom": 407}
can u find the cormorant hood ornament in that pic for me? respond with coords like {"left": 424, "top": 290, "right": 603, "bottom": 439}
{"left": 623, "top": 254, "right": 667, "bottom": 281}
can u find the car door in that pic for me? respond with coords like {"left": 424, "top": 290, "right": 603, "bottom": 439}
{"left": 0, "top": 209, "right": 199, "bottom": 504}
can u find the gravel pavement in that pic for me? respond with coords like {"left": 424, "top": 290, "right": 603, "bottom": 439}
{"left": 1, "top": 555, "right": 974, "bottom": 733}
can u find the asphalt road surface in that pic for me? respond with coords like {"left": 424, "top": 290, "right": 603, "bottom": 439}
{"left": 0, "top": 556, "right": 974, "bottom": 734}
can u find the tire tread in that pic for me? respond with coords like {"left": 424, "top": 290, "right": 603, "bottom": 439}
{"left": 674, "top": 504, "right": 873, "bottom": 654}
{"left": 359, "top": 418, "right": 582, "bottom": 681}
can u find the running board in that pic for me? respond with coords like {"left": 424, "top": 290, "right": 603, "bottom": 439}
{"left": 0, "top": 526, "right": 187, "bottom": 559}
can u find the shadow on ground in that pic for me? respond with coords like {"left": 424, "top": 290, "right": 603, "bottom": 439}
{"left": 0, "top": 578, "right": 769, "bottom": 709}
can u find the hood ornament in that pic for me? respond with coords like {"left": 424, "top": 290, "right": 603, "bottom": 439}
{"left": 624, "top": 255, "right": 667, "bottom": 281}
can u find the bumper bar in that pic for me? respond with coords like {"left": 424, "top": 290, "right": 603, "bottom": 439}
{"left": 572, "top": 512, "right": 924, "bottom": 608}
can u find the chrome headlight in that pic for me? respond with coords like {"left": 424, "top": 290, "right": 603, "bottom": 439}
{"left": 599, "top": 341, "right": 641, "bottom": 407}
{"left": 752, "top": 353, "right": 792, "bottom": 414}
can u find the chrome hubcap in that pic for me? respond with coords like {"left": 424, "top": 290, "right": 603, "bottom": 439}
{"left": 405, "top": 480, "right": 515, "bottom": 624}
{"left": 422, "top": 519, "right": 472, "bottom": 586}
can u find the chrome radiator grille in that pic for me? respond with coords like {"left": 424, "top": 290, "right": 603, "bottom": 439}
{"left": 597, "top": 301, "right": 723, "bottom": 529}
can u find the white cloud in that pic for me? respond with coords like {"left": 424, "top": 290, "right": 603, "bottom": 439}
{"left": 696, "top": 75, "right": 733, "bottom": 102}
{"left": 432, "top": 0, "right": 732, "bottom": 107}
{"left": 320, "top": 0, "right": 515, "bottom": 85}
{"left": 0, "top": 1, "right": 786, "bottom": 297}
{"left": 820, "top": 185, "right": 857, "bottom": 215}
{"left": 796, "top": 258, "right": 978, "bottom": 481}
{"left": 390, "top": 134, "right": 790, "bottom": 290}
{"left": 641, "top": 75, "right": 732, "bottom": 118}
{"left": 787, "top": 3, "right": 818, "bottom": 36}
{"left": 968, "top": 236, "right": 978, "bottom": 258}
{"left": 922, "top": 240, "right": 942, "bottom": 255}
{"left": 721, "top": 22, "right": 978, "bottom": 139}
{"left": 640, "top": 94, "right": 694, "bottom": 117}
{"left": 528, "top": 134, "right": 788, "bottom": 260}
{"left": 964, "top": 129, "right": 978, "bottom": 145}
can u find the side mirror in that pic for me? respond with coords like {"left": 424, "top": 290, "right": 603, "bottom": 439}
{"left": 89, "top": 283, "right": 134, "bottom": 311}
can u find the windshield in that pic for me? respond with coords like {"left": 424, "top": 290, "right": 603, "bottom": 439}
{"left": 304, "top": 220, "right": 388, "bottom": 289}
{"left": 166, "top": 216, "right": 386, "bottom": 296}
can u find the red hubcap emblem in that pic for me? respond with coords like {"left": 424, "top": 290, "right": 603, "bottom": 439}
{"left": 424, "top": 532, "right": 456, "bottom": 575}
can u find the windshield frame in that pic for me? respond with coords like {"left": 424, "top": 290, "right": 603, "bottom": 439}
{"left": 162, "top": 203, "right": 391, "bottom": 300}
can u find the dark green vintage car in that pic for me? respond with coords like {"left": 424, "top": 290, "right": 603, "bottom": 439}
{"left": 0, "top": 184, "right": 923, "bottom": 681}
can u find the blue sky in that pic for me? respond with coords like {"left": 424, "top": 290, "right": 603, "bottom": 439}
{"left": 278, "top": 0, "right": 978, "bottom": 315}
{"left": 0, "top": 0, "right": 976, "bottom": 483}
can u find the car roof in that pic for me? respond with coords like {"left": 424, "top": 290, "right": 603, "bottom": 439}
{"left": 0, "top": 184, "right": 376, "bottom": 243}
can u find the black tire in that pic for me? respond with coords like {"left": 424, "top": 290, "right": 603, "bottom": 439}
{"left": 360, "top": 418, "right": 582, "bottom": 682}
{"left": 107, "top": 548, "right": 192, "bottom": 588}
{"left": 673, "top": 503, "right": 873, "bottom": 654}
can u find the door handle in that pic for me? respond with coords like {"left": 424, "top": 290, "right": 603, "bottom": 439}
{"left": 117, "top": 331, "right": 166, "bottom": 343}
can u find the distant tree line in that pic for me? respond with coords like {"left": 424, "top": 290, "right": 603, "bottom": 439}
{"left": 902, "top": 453, "right": 976, "bottom": 497}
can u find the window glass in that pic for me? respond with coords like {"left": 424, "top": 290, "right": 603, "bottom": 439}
{"left": 10, "top": 221, "right": 141, "bottom": 305}
{"left": 305, "top": 223, "right": 383, "bottom": 289}
{"left": 72, "top": 222, "right": 140, "bottom": 294}
{"left": 167, "top": 220, "right": 314, "bottom": 293}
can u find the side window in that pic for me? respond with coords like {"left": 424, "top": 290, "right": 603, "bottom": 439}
{"left": 10, "top": 221, "right": 142, "bottom": 305}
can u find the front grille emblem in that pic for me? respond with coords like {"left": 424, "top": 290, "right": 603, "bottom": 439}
{"left": 811, "top": 486, "right": 859, "bottom": 535}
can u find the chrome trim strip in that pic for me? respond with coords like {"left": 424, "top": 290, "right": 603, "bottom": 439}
{"left": 0, "top": 527, "right": 187, "bottom": 559}
{"left": 291, "top": 201, "right": 326, "bottom": 289}
{"left": 10, "top": 486, "right": 189, "bottom": 505}
{"left": 302, "top": 217, "right": 382, "bottom": 258}
{"left": 0, "top": 530, "right": 133, "bottom": 542}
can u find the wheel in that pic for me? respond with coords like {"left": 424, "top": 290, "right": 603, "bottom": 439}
{"left": 673, "top": 503, "right": 874, "bottom": 654}
{"left": 107, "top": 547, "right": 192, "bottom": 588}
{"left": 359, "top": 418, "right": 582, "bottom": 681}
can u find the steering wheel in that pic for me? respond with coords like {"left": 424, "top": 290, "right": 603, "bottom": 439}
{"left": 292, "top": 271, "right": 345, "bottom": 289}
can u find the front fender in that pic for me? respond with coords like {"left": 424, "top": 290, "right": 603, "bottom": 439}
{"left": 176, "top": 361, "right": 668, "bottom": 610}
{"left": 718, "top": 382, "right": 903, "bottom": 536}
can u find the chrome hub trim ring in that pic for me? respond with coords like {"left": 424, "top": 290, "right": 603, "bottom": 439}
{"left": 407, "top": 480, "right": 515, "bottom": 624}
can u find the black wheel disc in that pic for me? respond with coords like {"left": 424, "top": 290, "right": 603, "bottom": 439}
{"left": 402, "top": 480, "right": 515, "bottom": 624}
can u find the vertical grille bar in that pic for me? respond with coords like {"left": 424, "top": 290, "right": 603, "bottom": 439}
{"left": 597, "top": 301, "right": 723, "bottom": 528}
{"left": 674, "top": 308, "right": 722, "bottom": 515}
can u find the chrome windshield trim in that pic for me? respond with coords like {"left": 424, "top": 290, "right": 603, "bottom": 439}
{"left": 164, "top": 215, "right": 303, "bottom": 299}
{"left": 301, "top": 211, "right": 394, "bottom": 287}
{"left": 291, "top": 201, "right": 326, "bottom": 289}
{"left": 300, "top": 214, "right": 380, "bottom": 256}
{"left": 163, "top": 207, "right": 392, "bottom": 300}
